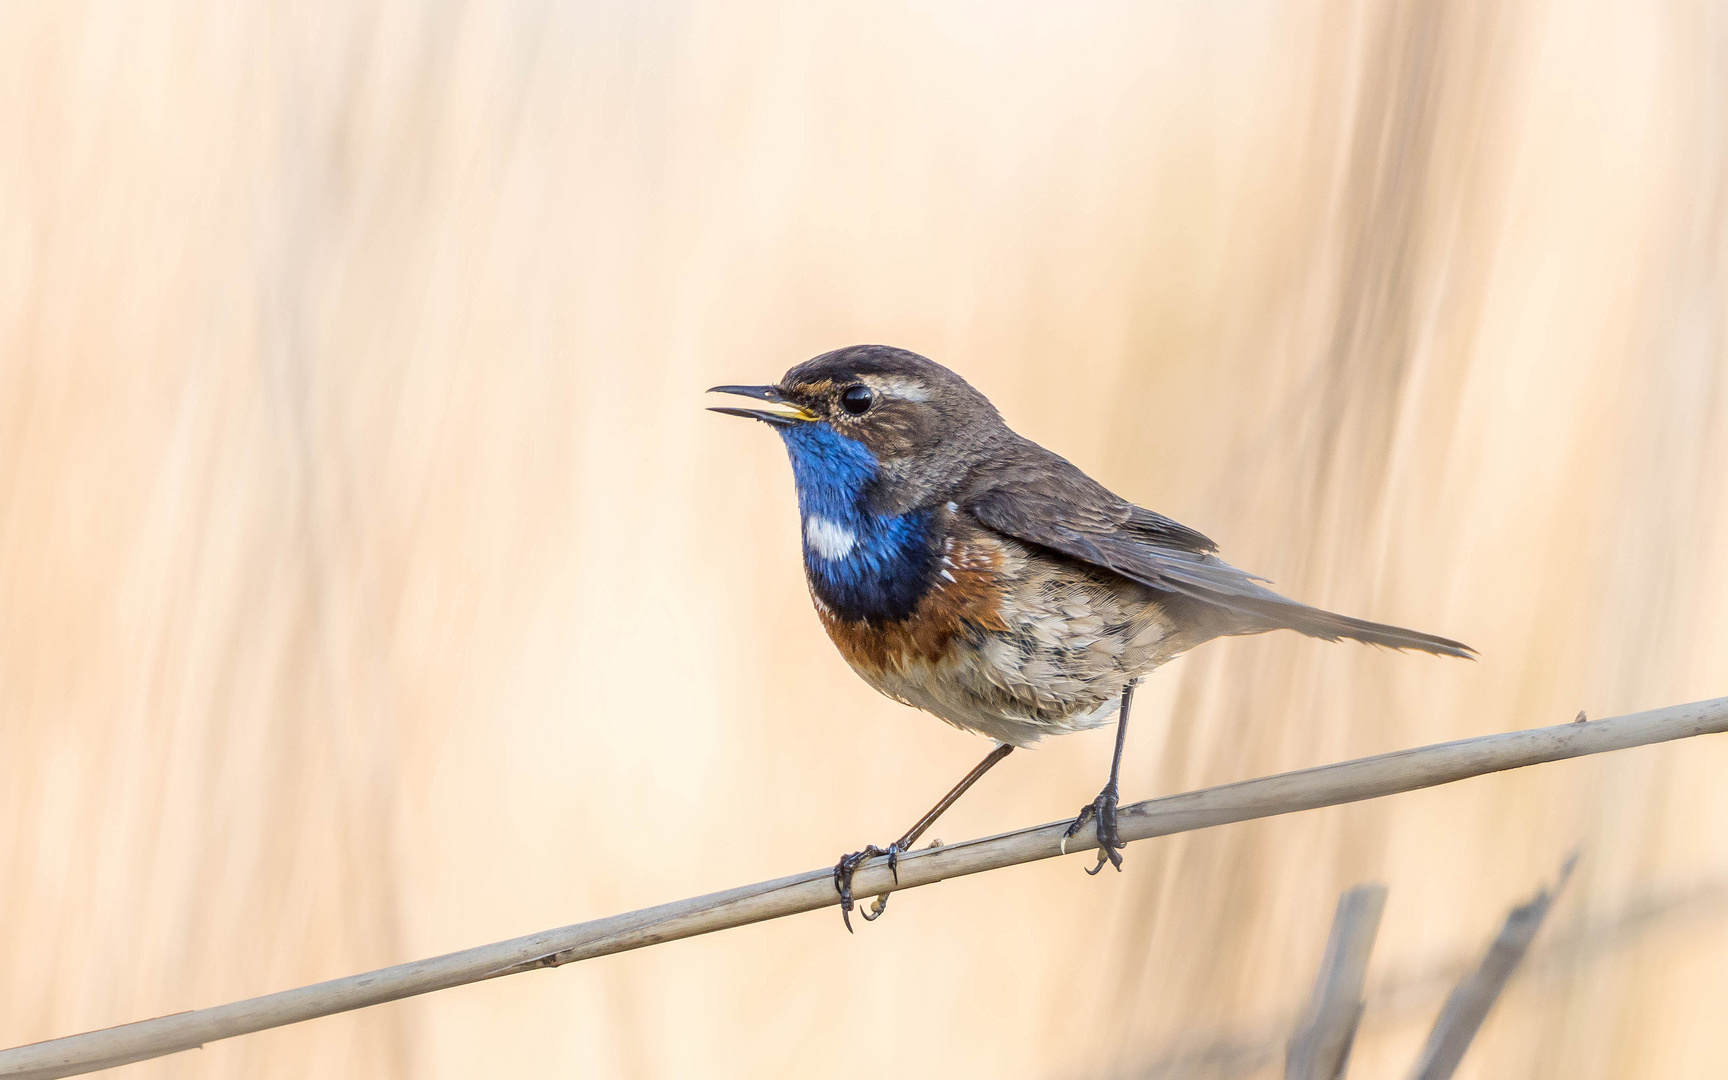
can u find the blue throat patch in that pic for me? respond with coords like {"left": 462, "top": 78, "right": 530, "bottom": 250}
{"left": 777, "top": 423, "right": 936, "bottom": 623}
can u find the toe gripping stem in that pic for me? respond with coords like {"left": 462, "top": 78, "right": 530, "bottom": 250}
{"left": 1061, "top": 783, "right": 1124, "bottom": 875}
{"left": 832, "top": 844, "right": 905, "bottom": 933}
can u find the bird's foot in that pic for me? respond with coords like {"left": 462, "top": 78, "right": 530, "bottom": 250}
{"left": 1061, "top": 784, "right": 1124, "bottom": 875}
{"left": 832, "top": 843, "right": 906, "bottom": 932}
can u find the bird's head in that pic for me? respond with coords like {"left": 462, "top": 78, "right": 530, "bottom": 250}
{"left": 709, "top": 345, "right": 1006, "bottom": 516}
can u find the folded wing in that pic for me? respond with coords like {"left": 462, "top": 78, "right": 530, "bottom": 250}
{"left": 964, "top": 444, "right": 1473, "bottom": 659}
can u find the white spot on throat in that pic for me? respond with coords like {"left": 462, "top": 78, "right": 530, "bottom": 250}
{"left": 804, "top": 514, "right": 857, "bottom": 560}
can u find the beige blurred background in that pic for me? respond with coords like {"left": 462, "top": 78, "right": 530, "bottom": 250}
{"left": 1, "top": 1, "right": 1725, "bottom": 1077}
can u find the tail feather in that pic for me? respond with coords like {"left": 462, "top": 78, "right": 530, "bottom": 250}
{"left": 1235, "top": 598, "right": 1475, "bottom": 659}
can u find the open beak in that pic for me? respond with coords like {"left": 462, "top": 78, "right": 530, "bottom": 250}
{"left": 706, "top": 384, "right": 818, "bottom": 426}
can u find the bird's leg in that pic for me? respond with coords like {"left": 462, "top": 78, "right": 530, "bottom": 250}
{"left": 833, "top": 742, "right": 1015, "bottom": 931}
{"left": 1063, "top": 680, "right": 1139, "bottom": 874}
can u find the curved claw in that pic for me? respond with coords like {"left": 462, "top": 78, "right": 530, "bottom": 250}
{"left": 861, "top": 894, "right": 891, "bottom": 921}
{"left": 1084, "top": 844, "right": 1123, "bottom": 875}
{"left": 1061, "top": 804, "right": 1097, "bottom": 857}
{"left": 833, "top": 860, "right": 858, "bottom": 934}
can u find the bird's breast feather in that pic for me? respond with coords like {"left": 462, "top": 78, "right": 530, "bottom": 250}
{"left": 815, "top": 532, "right": 1011, "bottom": 676}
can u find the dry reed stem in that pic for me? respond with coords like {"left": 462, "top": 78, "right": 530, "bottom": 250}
{"left": 1408, "top": 855, "right": 1577, "bottom": 1080}
{"left": 1287, "top": 883, "right": 1388, "bottom": 1080}
{"left": 1, "top": 697, "right": 1723, "bottom": 1080}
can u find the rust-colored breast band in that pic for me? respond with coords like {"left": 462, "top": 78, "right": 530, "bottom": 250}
{"left": 820, "top": 536, "right": 1010, "bottom": 674}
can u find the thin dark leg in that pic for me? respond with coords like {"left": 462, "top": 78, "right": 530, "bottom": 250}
{"left": 891, "top": 741, "right": 1016, "bottom": 853}
{"left": 1062, "top": 680, "right": 1138, "bottom": 874}
{"left": 833, "top": 742, "right": 1015, "bottom": 931}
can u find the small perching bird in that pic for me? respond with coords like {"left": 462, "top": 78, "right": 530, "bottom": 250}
{"left": 710, "top": 345, "right": 1472, "bottom": 929}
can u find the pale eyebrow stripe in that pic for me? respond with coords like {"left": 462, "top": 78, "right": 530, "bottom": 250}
{"left": 868, "top": 376, "right": 931, "bottom": 402}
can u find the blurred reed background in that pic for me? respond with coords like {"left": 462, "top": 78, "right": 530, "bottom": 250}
{"left": 1, "top": 1, "right": 1725, "bottom": 1077}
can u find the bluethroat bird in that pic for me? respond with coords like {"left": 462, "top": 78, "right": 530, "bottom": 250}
{"left": 710, "top": 345, "right": 1472, "bottom": 930}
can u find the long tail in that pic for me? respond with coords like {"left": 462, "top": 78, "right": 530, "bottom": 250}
{"left": 1235, "top": 597, "right": 1475, "bottom": 658}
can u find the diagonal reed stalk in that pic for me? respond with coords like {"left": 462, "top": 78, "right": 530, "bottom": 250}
{"left": 2, "top": 697, "right": 1724, "bottom": 1080}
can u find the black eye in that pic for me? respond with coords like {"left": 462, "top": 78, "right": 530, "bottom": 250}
{"left": 839, "top": 385, "right": 874, "bottom": 415}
